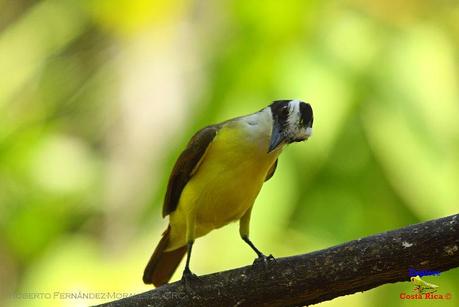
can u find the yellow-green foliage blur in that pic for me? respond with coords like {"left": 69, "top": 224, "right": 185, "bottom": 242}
{"left": 1, "top": 0, "right": 458, "bottom": 306}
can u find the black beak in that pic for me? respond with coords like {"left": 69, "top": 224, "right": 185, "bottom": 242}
{"left": 268, "top": 121, "right": 284, "bottom": 153}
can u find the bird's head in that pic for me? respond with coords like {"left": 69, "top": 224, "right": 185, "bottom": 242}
{"left": 268, "top": 99, "right": 313, "bottom": 152}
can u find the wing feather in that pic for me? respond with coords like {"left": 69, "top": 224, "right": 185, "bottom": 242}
{"left": 162, "top": 126, "right": 219, "bottom": 217}
{"left": 264, "top": 159, "right": 278, "bottom": 181}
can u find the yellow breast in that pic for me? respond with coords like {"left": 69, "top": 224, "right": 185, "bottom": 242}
{"left": 167, "top": 121, "right": 280, "bottom": 250}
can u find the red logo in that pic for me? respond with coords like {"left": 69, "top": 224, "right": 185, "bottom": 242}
{"left": 399, "top": 275, "right": 452, "bottom": 300}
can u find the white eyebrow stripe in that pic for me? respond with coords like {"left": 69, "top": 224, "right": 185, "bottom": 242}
{"left": 287, "top": 99, "right": 301, "bottom": 128}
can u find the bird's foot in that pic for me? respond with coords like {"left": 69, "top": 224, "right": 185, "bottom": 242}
{"left": 181, "top": 267, "right": 200, "bottom": 294}
{"left": 252, "top": 253, "right": 275, "bottom": 267}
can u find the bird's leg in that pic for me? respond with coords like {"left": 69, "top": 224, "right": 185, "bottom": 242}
{"left": 181, "top": 213, "right": 199, "bottom": 290}
{"left": 182, "top": 241, "right": 196, "bottom": 278}
{"left": 181, "top": 241, "right": 199, "bottom": 292}
{"left": 239, "top": 208, "right": 274, "bottom": 266}
{"left": 242, "top": 236, "right": 275, "bottom": 265}
{"left": 242, "top": 235, "right": 264, "bottom": 257}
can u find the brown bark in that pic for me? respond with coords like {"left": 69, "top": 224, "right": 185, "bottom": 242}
{"left": 96, "top": 213, "right": 459, "bottom": 307}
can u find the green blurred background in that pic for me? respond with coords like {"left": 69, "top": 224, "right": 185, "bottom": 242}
{"left": 1, "top": 0, "right": 458, "bottom": 306}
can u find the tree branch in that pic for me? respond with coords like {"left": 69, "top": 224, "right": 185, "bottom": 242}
{"left": 97, "top": 214, "right": 459, "bottom": 307}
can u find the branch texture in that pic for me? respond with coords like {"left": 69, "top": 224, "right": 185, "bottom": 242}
{"left": 98, "top": 214, "right": 459, "bottom": 307}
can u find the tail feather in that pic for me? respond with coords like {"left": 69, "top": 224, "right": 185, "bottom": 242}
{"left": 143, "top": 225, "right": 187, "bottom": 286}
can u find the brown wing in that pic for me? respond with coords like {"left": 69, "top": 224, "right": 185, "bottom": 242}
{"left": 265, "top": 159, "right": 278, "bottom": 181}
{"left": 162, "top": 125, "right": 219, "bottom": 217}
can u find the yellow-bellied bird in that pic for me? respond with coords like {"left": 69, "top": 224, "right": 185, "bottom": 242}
{"left": 143, "top": 99, "right": 314, "bottom": 287}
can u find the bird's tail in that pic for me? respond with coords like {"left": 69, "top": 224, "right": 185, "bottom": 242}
{"left": 142, "top": 225, "right": 187, "bottom": 286}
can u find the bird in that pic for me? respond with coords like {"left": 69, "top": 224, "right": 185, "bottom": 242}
{"left": 410, "top": 275, "right": 439, "bottom": 294}
{"left": 143, "top": 99, "right": 314, "bottom": 287}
